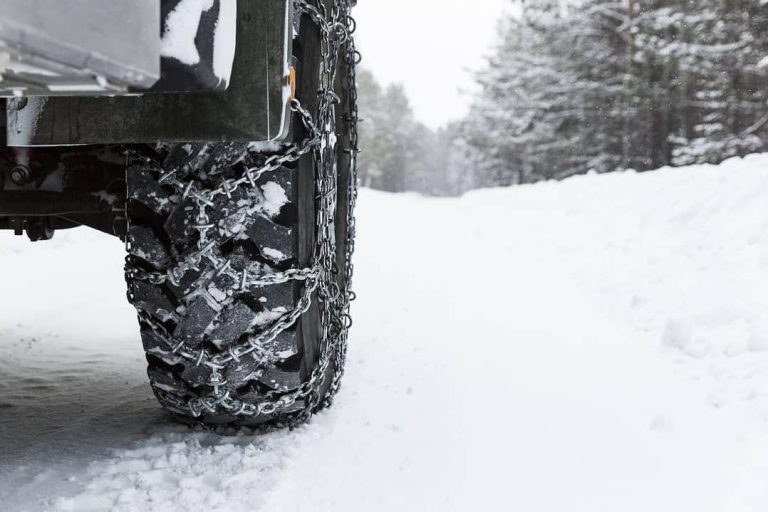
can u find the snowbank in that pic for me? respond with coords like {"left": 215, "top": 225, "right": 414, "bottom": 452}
{"left": 2, "top": 154, "right": 768, "bottom": 511}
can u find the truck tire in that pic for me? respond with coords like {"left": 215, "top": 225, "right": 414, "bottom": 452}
{"left": 123, "top": 5, "right": 357, "bottom": 428}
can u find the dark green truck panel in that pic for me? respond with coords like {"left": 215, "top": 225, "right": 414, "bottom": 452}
{"left": 6, "top": 0, "right": 292, "bottom": 146}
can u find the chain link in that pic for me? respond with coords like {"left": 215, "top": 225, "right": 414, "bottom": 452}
{"left": 124, "top": 0, "right": 360, "bottom": 423}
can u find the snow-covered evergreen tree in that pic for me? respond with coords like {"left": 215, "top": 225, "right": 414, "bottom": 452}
{"left": 356, "top": 71, "right": 415, "bottom": 193}
{"left": 356, "top": 69, "right": 472, "bottom": 196}
{"left": 463, "top": 0, "right": 768, "bottom": 186}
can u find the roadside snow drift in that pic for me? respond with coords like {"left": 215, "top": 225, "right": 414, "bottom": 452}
{"left": 3, "top": 154, "right": 768, "bottom": 511}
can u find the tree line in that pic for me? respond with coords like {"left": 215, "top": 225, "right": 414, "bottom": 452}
{"left": 358, "top": 0, "right": 768, "bottom": 194}
{"left": 356, "top": 69, "right": 471, "bottom": 196}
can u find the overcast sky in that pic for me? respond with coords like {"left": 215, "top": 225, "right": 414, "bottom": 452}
{"left": 354, "top": 1, "right": 509, "bottom": 129}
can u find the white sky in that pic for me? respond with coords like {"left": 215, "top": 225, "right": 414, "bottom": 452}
{"left": 354, "top": 0, "right": 509, "bottom": 129}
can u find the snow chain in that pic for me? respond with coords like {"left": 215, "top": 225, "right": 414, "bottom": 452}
{"left": 124, "top": 0, "right": 360, "bottom": 425}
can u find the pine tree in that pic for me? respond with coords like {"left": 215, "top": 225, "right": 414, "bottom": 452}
{"left": 462, "top": 0, "right": 768, "bottom": 187}
{"left": 464, "top": 1, "right": 581, "bottom": 186}
{"left": 639, "top": 0, "right": 768, "bottom": 167}
{"left": 356, "top": 68, "right": 469, "bottom": 195}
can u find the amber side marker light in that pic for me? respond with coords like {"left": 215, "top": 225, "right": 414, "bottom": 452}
{"left": 288, "top": 66, "right": 297, "bottom": 100}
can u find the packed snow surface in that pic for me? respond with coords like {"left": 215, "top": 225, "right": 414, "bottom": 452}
{"left": 3, "top": 154, "right": 768, "bottom": 511}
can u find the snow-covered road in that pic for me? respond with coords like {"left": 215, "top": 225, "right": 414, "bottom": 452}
{"left": 3, "top": 155, "right": 768, "bottom": 511}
